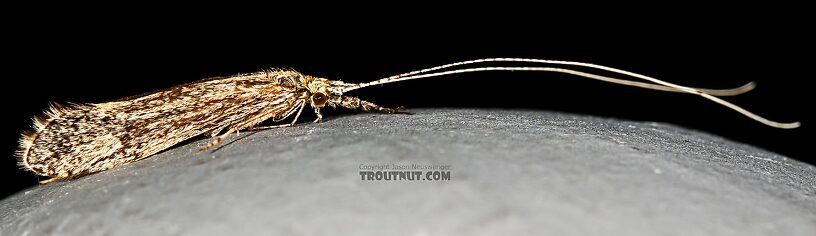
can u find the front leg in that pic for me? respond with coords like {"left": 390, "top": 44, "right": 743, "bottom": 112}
{"left": 312, "top": 107, "right": 323, "bottom": 123}
{"left": 337, "top": 96, "right": 409, "bottom": 114}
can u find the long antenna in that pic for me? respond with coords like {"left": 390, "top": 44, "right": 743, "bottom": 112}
{"left": 342, "top": 58, "right": 799, "bottom": 129}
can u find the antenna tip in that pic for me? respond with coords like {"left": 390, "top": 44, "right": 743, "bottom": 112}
{"left": 722, "top": 81, "right": 756, "bottom": 96}
{"left": 744, "top": 81, "right": 757, "bottom": 90}
{"left": 776, "top": 121, "right": 801, "bottom": 129}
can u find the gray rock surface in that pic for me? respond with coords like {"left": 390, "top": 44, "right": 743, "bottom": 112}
{"left": 1, "top": 108, "right": 814, "bottom": 236}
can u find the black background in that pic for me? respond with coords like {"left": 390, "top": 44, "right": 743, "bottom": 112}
{"left": 1, "top": 9, "right": 812, "bottom": 199}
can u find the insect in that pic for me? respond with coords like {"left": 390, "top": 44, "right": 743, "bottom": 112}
{"left": 17, "top": 58, "right": 800, "bottom": 183}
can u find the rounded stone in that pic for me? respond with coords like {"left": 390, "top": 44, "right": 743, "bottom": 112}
{"left": 1, "top": 109, "right": 814, "bottom": 235}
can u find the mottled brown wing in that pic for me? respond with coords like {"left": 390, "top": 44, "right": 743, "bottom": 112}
{"left": 19, "top": 75, "right": 303, "bottom": 178}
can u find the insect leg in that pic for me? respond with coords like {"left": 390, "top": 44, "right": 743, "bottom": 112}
{"left": 39, "top": 176, "right": 66, "bottom": 184}
{"left": 337, "top": 96, "right": 409, "bottom": 114}
{"left": 247, "top": 101, "right": 307, "bottom": 131}
{"left": 311, "top": 106, "right": 324, "bottom": 123}
{"left": 200, "top": 101, "right": 307, "bottom": 151}
{"left": 205, "top": 126, "right": 226, "bottom": 138}
{"left": 200, "top": 127, "right": 239, "bottom": 151}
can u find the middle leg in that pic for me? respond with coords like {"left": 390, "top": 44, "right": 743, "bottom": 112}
{"left": 200, "top": 100, "right": 307, "bottom": 151}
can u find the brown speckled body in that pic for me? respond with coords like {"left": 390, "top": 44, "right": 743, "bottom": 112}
{"left": 18, "top": 70, "right": 403, "bottom": 182}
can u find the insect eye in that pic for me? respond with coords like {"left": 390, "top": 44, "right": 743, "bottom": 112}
{"left": 312, "top": 92, "right": 328, "bottom": 106}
